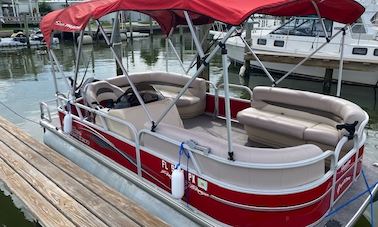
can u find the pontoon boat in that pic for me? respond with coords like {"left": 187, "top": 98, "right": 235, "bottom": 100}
{"left": 39, "top": 0, "right": 370, "bottom": 226}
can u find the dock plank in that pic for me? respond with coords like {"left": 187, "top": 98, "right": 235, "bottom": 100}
{"left": 0, "top": 141, "right": 108, "bottom": 227}
{"left": 0, "top": 158, "right": 75, "bottom": 227}
{"left": 0, "top": 127, "right": 139, "bottom": 227}
{"left": 0, "top": 116, "right": 168, "bottom": 226}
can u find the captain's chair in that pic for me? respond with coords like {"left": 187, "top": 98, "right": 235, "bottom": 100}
{"left": 83, "top": 81, "right": 124, "bottom": 108}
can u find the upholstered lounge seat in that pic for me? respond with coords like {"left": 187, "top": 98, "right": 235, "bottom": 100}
{"left": 237, "top": 86, "right": 366, "bottom": 150}
{"left": 83, "top": 80, "right": 124, "bottom": 108}
{"left": 106, "top": 71, "right": 207, "bottom": 119}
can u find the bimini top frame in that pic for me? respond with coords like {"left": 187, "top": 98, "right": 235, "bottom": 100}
{"left": 40, "top": 0, "right": 364, "bottom": 48}
{"left": 40, "top": 0, "right": 365, "bottom": 159}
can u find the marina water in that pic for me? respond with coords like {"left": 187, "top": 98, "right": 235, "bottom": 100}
{"left": 0, "top": 34, "right": 376, "bottom": 225}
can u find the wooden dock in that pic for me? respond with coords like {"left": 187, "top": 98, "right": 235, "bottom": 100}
{"left": 0, "top": 116, "right": 168, "bottom": 227}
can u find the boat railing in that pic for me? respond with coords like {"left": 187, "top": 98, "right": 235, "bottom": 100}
{"left": 346, "top": 182, "right": 378, "bottom": 226}
{"left": 214, "top": 83, "right": 253, "bottom": 118}
{"left": 39, "top": 79, "right": 366, "bottom": 197}
{"left": 41, "top": 95, "right": 139, "bottom": 145}
{"left": 40, "top": 100, "right": 54, "bottom": 123}
{"left": 216, "top": 83, "right": 253, "bottom": 100}
{"left": 138, "top": 128, "right": 340, "bottom": 194}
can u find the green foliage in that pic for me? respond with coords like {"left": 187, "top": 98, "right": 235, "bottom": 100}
{"left": 39, "top": 1, "right": 52, "bottom": 15}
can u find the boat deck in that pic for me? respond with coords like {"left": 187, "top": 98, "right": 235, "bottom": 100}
{"left": 184, "top": 114, "right": 378, "bottom": 226}
{"left": 0, "top": 116, "right": 167, "bottom": 226}
{"left": 183, "top": 114, "right": 268, "bottom": 148}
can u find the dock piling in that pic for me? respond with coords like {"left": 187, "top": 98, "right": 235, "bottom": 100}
{"left": 322, "top": 68, "right": 333, "bottom": 94}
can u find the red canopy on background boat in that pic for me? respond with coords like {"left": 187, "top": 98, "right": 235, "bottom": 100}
{"left": 41, "top": 0, "right": 364, "bottom": 47}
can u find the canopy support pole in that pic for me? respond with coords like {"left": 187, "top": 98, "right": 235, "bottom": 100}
{"left": 48, "top": 49, "right": 59, "bottom": 97}
{"left": 110, "top": 12, "right": 123, "bottom": 76}
{"left": 185, "top": 28, "right": 211, "bottom": 74}
{"left": 165, "top": 28, "right": 174, "bottom": 73}
{"left": 311, "top": 0, "right": 330, "bottom": 42}
{"left": 49, "top": 49, "right": 72, "bottom": 91}
{"left": 275, "top": 26, "right": 345, "bottom": 85}
{"left": 184, "top": 11, "right": 205, "bottom": 59}
{"left": 72, "top": 30, "right": 84, "bottom": 98}
{"left": 220, "top": 44, "right": 234, "bottom": 161}
{"left": 154, "top": 27, "right": 237, "bottom": 130}
{"left": 239, "top": 35, "right": 276, "bottom": 85}
{"left": 165, "top": 39, "right": 169, "bottom": 72}
{"left": 168, "top": 38, "right": 186, "bottom": 74}
{"left": 337, "top": 28, "right": 346, "bottom": 97}
{"left": 96, "top": 20, "right": 154, "bottom": 124}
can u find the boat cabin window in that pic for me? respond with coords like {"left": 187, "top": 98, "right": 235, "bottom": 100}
{"left": 351, "top": 17, "right": 366, "bottom": 34}
{"left": 352, "top": 47, "right": 368, "bottom": 55}
{"left": 374, "top": 49, "right": 378, "bottom": 56}
{"left": 274, "top": 40, "right": 284, "bottom": 47}
{"left": 257, "top": 38, "right": 267, "bottom": 45}
{"left": 271, "top": 17, "right": 333, "bottom": 37}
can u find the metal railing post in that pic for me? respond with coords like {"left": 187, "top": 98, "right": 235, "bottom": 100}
{"left": 220, "top": 44, "right": 234, "bottom": 160}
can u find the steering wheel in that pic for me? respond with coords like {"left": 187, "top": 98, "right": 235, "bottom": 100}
{"left": 114, "top": 88, "right": 139, "bottom": 109}
{"left": 113, "top": 84, "right": 163, "bottom": 109}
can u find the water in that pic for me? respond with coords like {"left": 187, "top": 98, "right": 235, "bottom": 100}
{"left": 0, "top": 34, "right": 377, "bottom": 225}
{"left": 0, "top": 188, "right": 36, "bottom": 226}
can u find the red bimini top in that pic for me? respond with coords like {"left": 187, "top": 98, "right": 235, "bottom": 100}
{"left": 41, "top": 0, "right": 364, "bottom": 47}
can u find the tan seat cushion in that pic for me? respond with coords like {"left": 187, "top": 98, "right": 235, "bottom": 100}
{"left": 304, "top": 124, "right": 341, "bottom": 146}
{"left": 237, "top": 86, "right": 366, "bottom": 149}
{"left": 237, "top": 107, "right": 317, "bottom": 140}
{"left": 84, "top": 81, "right": 124, "bottom": 107}
{"left": 97, "top": 98, "right": 183, "bottom": 140}
{"left": 159, "top": 90, "right": 200, "bottom": 106}
{"left": 105, "top": 71, "right": 207, "bottom": 119}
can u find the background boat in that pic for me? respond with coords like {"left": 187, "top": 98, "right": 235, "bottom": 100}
{"left": 221, "top": 0, "right": 378, "bottom": 86}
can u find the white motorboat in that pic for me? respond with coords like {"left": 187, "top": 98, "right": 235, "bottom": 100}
{"left": 0, "top": 30, "right": 59, "bottom": 48}
{"left": 224, "top": 0, "right": 378, "bottom": 86}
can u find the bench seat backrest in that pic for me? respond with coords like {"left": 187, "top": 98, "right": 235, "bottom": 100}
{"left": 252, "top": 87, "right": 366, "bottom": 132}
{"left": 106, "top": 71, "right": 207, "bottom": 99}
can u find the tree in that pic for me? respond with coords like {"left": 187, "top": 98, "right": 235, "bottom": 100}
{"left": 39, "top": 1, "right": 52, "bottom": 15}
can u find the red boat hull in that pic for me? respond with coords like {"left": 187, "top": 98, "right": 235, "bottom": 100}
{"left": 58, "top": 95, "right": 364, "bottom": 226}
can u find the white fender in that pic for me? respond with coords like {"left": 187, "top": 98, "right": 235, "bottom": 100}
{"left": 171, "top": 166, "right": 185, "bottom": 199}
{"left": 63, "top": 113, "right": 73, "bottom": 134}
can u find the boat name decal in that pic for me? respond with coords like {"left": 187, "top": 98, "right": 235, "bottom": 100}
{"left": 189, "top": 184, "right": 209, "bottom": 197}
{"left": 160, "top": 169, "right": 171, "bottom": 179}
{"left": 55, "top": 21, "right": 81, "bottom": 30}
{"left": 336, "top": 176, "right": 352, "bottom": 195}
{"left": 71, "top": 127, "right": 90, "bottom": 145}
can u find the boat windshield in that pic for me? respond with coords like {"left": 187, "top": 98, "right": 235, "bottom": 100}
{"left": 271, "top": 17, "right": 333, "bottom": 37}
